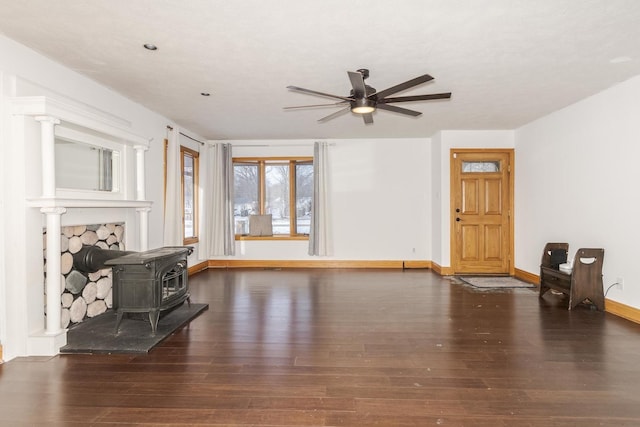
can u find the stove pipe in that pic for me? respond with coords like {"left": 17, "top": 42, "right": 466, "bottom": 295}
{"left": 72, "top": 245, "right": 135, "bottom": 273}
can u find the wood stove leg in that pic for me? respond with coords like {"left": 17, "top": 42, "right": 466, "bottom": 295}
{"left": 114, "top": 311, "right": 124, "bottom": 334}
{"left": 149, "top": 310, "right": 160, "bottom": 335}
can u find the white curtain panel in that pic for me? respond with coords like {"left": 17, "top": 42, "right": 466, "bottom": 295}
{"left": 201, "top": 145, "right": 212, "bottom": 257}
{"left": 205, "top": 142, "right": 235, "bottom": 256}
{"left": 163, "top": 127, "right": 183, "bottom": 246}
{"left": 308, "top": 141, "right": 332, "bottom": 256}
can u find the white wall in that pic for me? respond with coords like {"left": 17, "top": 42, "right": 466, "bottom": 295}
{"left": 224, "top": 138, "right": 432, "bottom": 260}
{"left": 228, "top": 130, "right": 516, "bottom": 271}
{"left": 430, "top": 132, "right": 443, "bottom": 265}
{"left": 515, "top": 74, "right": 640, "bottom": 308}
{"left": 0, "top": 70, "right": 7, "bottom": 358}
{"left": 431, "top": 130, "right": 516, "bottom": 268}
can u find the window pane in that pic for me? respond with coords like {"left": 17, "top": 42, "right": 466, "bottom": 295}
{"left": 462, "top": 161, "right": 500, "bottom": 173}
{"left": 296, "top": 163, "right": 313, "bottom": 235}
{"left": 265, "top": 164, "right": 290, "bottom": 235}
{"left": 234, "top": 164, "right": 259, "bottom": 235}
{"left": 233, "top": 158, "right": 312, "bottom": 239}
{"left": 183, "top": 153, "right": 195, "bottom": 238}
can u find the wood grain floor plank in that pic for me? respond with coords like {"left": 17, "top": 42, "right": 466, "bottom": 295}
{"left": 2, "top": 269, "right": 640, "bottom": 425}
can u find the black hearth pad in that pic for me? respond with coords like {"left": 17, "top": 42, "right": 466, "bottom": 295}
{"left": 60, "top": 303, "right": 208, "bottom": 354}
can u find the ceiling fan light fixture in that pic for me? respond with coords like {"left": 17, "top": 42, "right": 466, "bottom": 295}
{"left": 351, "top": 98, "right": 376, "bottom": 114}
{"left": 286, "top": 69, "right": 451, "bottom": 124}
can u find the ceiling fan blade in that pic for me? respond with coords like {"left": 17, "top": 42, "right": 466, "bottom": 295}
{"left": 348, "top": 71, "right": 367, "bottom": 98}
{"left": 373, "top": 74, "right": 434, "bottom": 99}
{"left": 283, "top": 102, "right": 348, "bottom": 110}
{"left": 362, "top": 113, "right": 374, "bottom": 124}
{"left": 287, "top": 85, "right": 352, "bottom": 102}
{"left": 318, "top": 106, "right": 351, "bottom": 123}
{"left": 376, "top": 104, "right": 422, "bottom": 117}
{"left": 379, "top": 92, "right": 452, "bottom": 103}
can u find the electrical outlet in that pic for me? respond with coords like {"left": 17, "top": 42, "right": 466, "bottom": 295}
{"left": 617, "top": 277, "right": 624, "bottom": 290}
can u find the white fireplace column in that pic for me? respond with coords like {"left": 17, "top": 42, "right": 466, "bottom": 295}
{"left": 34, "top": 115, "right": 67, "bottom": 335}
{"left": 134, "top": 145, "right": 150, "bottom": 250}
{"left": 41, "top": 206, "right": 67, "bottom": 334}
{"left": 134, "top": 144, "right": 147, "bottom": 201}
{"left": 137, "top": 207, "right": 152, "bottom": 251}
{"left": 35, "top": 116, "right": 60, "bottom": 197}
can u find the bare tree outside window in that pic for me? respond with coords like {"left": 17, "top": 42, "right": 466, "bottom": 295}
{"left": 233, "top": 158, "right": 312, "bottom": 238}
{"left": 296, "top": 163, "right": 313, "bottom": 234}
{"left": 233, "top": 164, "right": 258, "bottom": 235}
{"left": 181, "top": 146, "right": 199, "bottom": 244}
{"left": 266, "top": 164, "right": 290, "bottom": 234}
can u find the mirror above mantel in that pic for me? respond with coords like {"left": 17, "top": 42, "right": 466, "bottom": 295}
{"left": 51, "top": 122, "right": 130, "bottom": 200}
{"left": 55, "top": 131, "right": 120, "bottom": 193}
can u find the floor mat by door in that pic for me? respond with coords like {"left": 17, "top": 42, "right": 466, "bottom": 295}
{"left": 457, "top": 276, "right": 536, "bottom": 289}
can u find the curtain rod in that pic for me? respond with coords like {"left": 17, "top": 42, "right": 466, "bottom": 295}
{"left": 180, "top": 132, "right": 205, "bottom": 145}
{"left": 233, "top": 143, "right": 335, "bottom": 148}
{"left": 166, "top": 125, "right": 205, "bottom": 145}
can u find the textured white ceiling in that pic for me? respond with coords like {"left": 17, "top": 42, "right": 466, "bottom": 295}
{"left": 1, "top": 0, "right": 640, "bottom": 140}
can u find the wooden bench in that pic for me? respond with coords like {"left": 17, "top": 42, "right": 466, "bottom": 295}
{"left": 539, "top": 242, "right": 605, "bottom": 311}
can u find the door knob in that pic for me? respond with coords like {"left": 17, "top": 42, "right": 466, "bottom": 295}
{"left": 456, "top": 208, "right": 460, "bottom": 213}
{"left": 456, "top": 217, "right": 461, "bottom": 222}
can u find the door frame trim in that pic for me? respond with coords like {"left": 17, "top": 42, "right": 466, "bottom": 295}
{"left": 449, "top": 148, "right": 515, "bottom": 275}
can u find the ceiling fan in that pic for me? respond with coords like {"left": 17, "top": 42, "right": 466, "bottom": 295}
{"left": 285, "top": 68, "right": 451, "bottom": 124}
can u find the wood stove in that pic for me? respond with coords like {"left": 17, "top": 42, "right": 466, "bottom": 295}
{"left": 105, "top": 246, "right": 193, "bottom": 335}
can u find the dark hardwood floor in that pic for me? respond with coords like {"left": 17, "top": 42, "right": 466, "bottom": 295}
{"left": 2, "top": 268, "right": 640, "bottom": 426}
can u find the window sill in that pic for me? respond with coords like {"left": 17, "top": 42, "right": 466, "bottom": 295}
{"left": 235, "top": 235, "right": 309, "bottom": 241}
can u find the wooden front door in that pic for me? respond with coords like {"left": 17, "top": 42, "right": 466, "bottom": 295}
{"left": 451, "top": 150, "right": 513, "bottom": 275}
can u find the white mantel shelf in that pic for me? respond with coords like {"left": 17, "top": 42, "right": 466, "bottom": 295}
{"left": 27, "top": 198, "right": 153, "bottom": 209}
{"left": 12, "top": 96, "right": 149, "bottom": 147}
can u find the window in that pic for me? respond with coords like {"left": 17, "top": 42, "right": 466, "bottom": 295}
{"left": 233, "top": 157, "right": 313, "bottom": 238}
{"left": 181, "top": 146, "right": 199, "bottom": 244}
{"left": 462, "top": 161, "right": 500, "bottom": 173}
